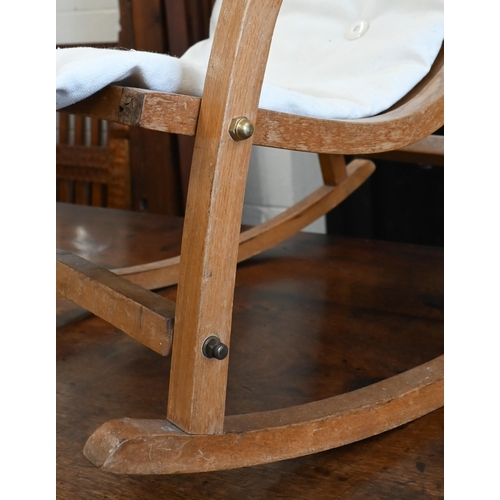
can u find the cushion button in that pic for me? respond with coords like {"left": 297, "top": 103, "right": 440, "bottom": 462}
{"left": 345, "top": 20, "right": 369, "bottom": 40}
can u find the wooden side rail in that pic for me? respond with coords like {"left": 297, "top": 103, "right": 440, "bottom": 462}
{"left": 57, "top": 249, "right": 174, "bottom": 355}
{"left": 62, "top": 83, "right": 442, "bottom": 157}
{"left": 358, "top": 134, "right": 444, "bottom": 166}
{"left": 83, "top": 355, "right": 444, "bottom": 474}
{"left": 60, "top": 46, "right": 443, "bottom": 157}
{"left": 110, "top": 158, "right": 375, "bottom": 290}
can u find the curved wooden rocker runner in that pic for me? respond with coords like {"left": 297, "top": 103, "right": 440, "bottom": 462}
{"left": 56, "top": 0, "right": 444, "bottom": 474}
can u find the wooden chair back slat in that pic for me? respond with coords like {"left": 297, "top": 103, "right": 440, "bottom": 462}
{"left": 57, "top": 179, "right": 72, "bottom": 204}
{"left": 74, "top": 182, "right": 89, "bottom": 205}
{"left": 91, "top": 183, "right": 105, "bottom": 207}
{"left": 58, "top": 112, "right": 69, "bottom": 144}
{"left": 88, "top": 118, "right": 98, "bottom": 146}
{"left": 73, "top": 115, "right": 85, "bottom": 145}
{"left": 56, "top": 112, "right": 131, "bottom": 209}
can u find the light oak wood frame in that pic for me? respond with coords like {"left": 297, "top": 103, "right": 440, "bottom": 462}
{"left": 56, "top": 0, "right": 444, "bottom": 473}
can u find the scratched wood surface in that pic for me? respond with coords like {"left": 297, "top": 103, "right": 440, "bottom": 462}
{"left": 56, "top": 203, "right": 443, "bottom": 499}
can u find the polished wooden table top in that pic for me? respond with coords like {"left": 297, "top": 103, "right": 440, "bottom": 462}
{"left": 56, "top": 203, "right": 443, "bottom": 499}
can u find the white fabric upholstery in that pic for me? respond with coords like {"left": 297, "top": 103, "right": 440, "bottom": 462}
{"left": 56, "top": 0, "right": 443, "bottom": 120}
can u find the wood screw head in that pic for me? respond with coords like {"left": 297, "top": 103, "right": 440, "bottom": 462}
{"left": 229, "top": 116, "right": 254, "bottom": 141}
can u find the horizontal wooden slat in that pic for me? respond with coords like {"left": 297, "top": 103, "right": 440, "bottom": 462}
{"left": 56, "top": 249, "right": 174, "bottom": 355}
{"left": 62, "top": 81, "right": 443, "bottom": 155}
{"left": 56, "top": 165, "right": 109, "bottom": 184}
{"left": 61, "top": 86, "right": 123, "bottom": 122}
{"left": 60, "top": 46, "right": 443, "bottom": 156}
{"left": 62, "top": 86, "right": 201, "bottom": 137}
{"left": 57, "top": 144, "right": 112, "bottom": 183}
{"left": 56, "top": 144, "right": 114, "bottom": 169}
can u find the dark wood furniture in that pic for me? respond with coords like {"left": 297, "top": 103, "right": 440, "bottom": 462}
{"left": 57, "top": 202, "right": 443, "bottom": 498}
{"left": 56, "top": 113, "right": 131, "bottom": 209}
{"left": 118, "top": 0, "right": 216, "bottom": 213}
{"left": 56, "top": 0, "right": 215, "bottom": 214}
{"left": 56, "top": 0, "right": 443, "bottom": 475}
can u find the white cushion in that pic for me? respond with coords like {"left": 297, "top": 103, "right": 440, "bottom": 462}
{"left": 56, "top": 0, "right": 443, "bottom": 120}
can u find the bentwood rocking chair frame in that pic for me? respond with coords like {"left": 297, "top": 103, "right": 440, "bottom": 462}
{"left": 56, "top": 0, "right": 444, "bottom": 474}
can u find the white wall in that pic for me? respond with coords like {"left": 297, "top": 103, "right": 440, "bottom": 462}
{"left": 56, "top": 0, "right": 120, "bottom": 45}
{"left": 245, "top": 148, "right": 325, "bottom": 233}
{"left": 56, "top": 0, "right": 326, "bottom": 233}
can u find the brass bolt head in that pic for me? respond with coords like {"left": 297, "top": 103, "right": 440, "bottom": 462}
{"left": 229, "top": 116, "right": 254, "bottom": 141}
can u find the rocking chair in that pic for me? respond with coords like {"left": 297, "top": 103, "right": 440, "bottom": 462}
{"left": 56, "top": 0, "right": 444, "bottom": 474}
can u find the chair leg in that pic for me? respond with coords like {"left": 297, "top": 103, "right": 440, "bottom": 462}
{"left": 165, "top": 123, "right": 253, "bottom": 433}
{"left": 318, "top": 153, "right": 348, "bottom": 186}
{"left": 165, "top": 0, "right": 284, "bottom": 434}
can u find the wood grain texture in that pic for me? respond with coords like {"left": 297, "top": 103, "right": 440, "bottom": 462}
{"left": 57, "top": 109, "right": 132, "bottom": 209}
{"left": 62, "top": 85, "right": 123, "bottom": 122}
{"left": 116, "top": 0, "right": 217, "bottom": 214}
{"left": 57, "top": 204, "right": 443, "bottom": 497}
{"left": 166, "top": 0, "right": 284, "bottom": 435}
{"left": 84, "top": 356, "right": 443, "bottom": 474}
{"left": 103, "top": 158, "right": 374, "bottom": 290}
{"left": 319, "top": 154, "right": 348, "bottom": 186}
{"left": 60, "top": 47, "right": 443, "bottom": 156}
{"left": 56, "top": 145, "right": 114, "bottom": 172}
{"left": 55, "top": 155, "right": 373, "bottom": 359}
{"left": 56, "top": 203, "right": 184, "bottom": 268}
{"left": 56, "top": 0, "right": 444, "bottom": 478}
{"left": 107, "top": 135, "right": 132, "bottom": 209}
{"left": 57, "top": 249, "right": 174, "bottom": 355}
{"left": 118, "top": 0, "right": 188, "bottom": 216}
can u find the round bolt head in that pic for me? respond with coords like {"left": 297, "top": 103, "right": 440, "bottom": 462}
{"left": 229, "top": 117, "right": 254, "bottom": 141}
{"left": 202, "top": 336, "right": 229, "bottom": 360}
{"left": 212, "top": 343, "right": 228, "bottom": 360}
